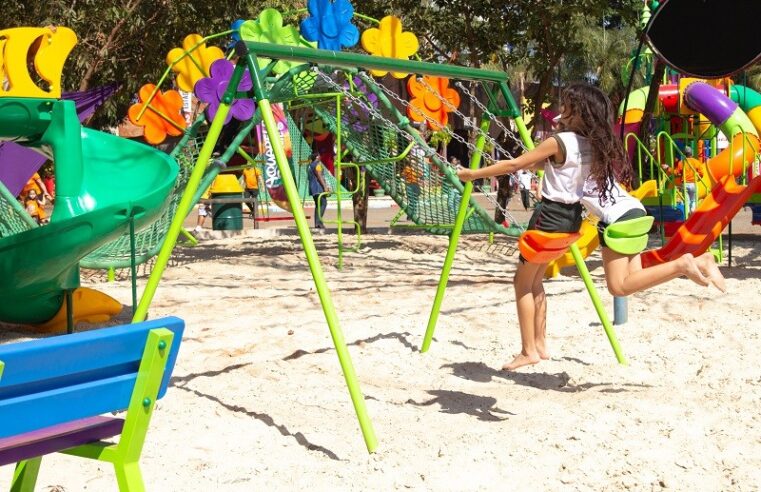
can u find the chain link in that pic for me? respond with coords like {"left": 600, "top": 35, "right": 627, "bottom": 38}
{"left": 372, "top": 75, "right": 523, "bottom": 229}
{"left": 418, "top": 77, "right": 516, "bottom": 159}
{"left": 454, "top": 81, "right": 528, "bottom": 153}
{"left": 317, "top": 69, "right": 525, "bottom": 232}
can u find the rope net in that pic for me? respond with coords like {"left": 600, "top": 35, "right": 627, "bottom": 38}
{"left": 271, "top": 66, "right": 525, "bottom": 235}
{"left": 80, "top": 118, "right": 210, "bottom": 269}
{"left": 0, "top": 180, "right": 36, "bottom": 239}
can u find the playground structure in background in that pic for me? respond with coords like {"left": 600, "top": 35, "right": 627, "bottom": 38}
{"left": 0, "top": 26, "right": 179, "bottom": 331}
{"left": 544, "top": 0, "right": 761, "bottom": 277}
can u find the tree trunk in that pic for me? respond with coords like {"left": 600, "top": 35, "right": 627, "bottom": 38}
{"left": 347, "top": 166, "right": 369, "bottom": 233}
{"left": 493, "top": 175, "right": 513, "bottom": 224}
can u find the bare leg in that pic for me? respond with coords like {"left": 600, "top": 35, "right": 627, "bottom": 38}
{"left": 531, "top": 263, "right": 550, "bottom": 360}
{"left": 602, "top": 249, "right": 709, "bottom": 297}
{"left": 503, "top": 261, "right": 544, "bottom": 370}
{"left": 695, "top": 252, "right": 726, "bottom": 292}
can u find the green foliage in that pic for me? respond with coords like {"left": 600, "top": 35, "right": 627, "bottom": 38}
{"left": 4, "top": 0, "right": 645, "bottom": 133}
{"left": 2, "top": 0, "right": 303, "bottom": 127}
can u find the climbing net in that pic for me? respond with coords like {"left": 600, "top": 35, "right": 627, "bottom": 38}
{"left": 0, "top": 181, "right": 37, "bottom": 239}
{"left": 271, "top": 65, "right": 526, "bottom": 236}
{"left": 80, "top": 118, "right": 210, "bottom": 269}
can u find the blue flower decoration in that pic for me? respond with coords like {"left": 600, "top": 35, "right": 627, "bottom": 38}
{"left": 300, "top": 0, "right": 359, "bottom": 51}
{"left": 231, "top": 19, "right": 245, "bottom": 42}
{"left": 227, "top": 19, "right": 245, "bottom": 50}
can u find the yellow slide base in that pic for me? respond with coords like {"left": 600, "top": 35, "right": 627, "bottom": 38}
{"left": 32, "top": 287, "right": 122, "bottom": 333}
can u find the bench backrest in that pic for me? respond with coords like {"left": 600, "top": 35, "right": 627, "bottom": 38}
{"left": 0, "top": 317, "right": 184, "bottom": 438}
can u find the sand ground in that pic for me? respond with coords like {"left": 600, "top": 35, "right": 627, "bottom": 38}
{"left": 1, "top": 214, "right": 761, "bottom": 490}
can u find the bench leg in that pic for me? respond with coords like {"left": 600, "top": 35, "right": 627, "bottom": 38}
{"left": 11, "top": 457, "right": 42, "bottom": 492}
{"left": 113, "top": 461, "right": 145, "bottom": 492}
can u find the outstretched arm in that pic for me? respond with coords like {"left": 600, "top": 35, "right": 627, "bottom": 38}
{"left": 457, "top": 137, "right": 560, "bottom": 182}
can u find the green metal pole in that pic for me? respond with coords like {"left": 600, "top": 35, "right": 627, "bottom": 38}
{"left": 179, "top": 227, "right": 199, "bottom": 246}
{"left": 245, "top": 49, "right": 377, "bottom": 453}
{"left": 421, "top": 117, "right": 491, "bottom": 352}
{"left": 65, "top": 289, "right": 74, "bottom": 335}
{"left": 129, "top": 217, "right": 138, "bottom": 313}
{"left": 132, "top": 65, "right": 243, "bottom": 323}
{"left": 335, "top": 95, "right": 344, "bottom": 269}
{"left": 513, "top": 116, "right": 533, "bottom": 149}
{"left": 244, "top": 41, "right": 510, "bottom": 83}
{"left": 569, "top": 244, "right": 627, "bottom": 365}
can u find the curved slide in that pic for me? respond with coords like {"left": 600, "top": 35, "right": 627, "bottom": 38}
{"left": 546, "top": 179, "right": 658, "bottom": 277}
{"left": 641, "top": 82, "right": 760, "bottom": 267}
{"left": 0, "top": 98, "right": 178, "bottom": 328}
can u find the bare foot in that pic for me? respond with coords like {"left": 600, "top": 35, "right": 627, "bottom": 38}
{"left": 502, "top": 352, "right": 541, "bottom": 371}
{"left": 535, "top": 341, "right": 551, "bottom": 360}
{"left": 679, "top": 253, "right": 710, "bottom": 287}
{"left": 696, "top": 253, "right": 726, "bottom": 292}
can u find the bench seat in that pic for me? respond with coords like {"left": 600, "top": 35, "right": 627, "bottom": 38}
{"left": 0, "top": 416, "right": 124, "bottom": 466}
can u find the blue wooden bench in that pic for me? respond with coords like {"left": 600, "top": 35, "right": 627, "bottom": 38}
{"left": 0, "top": 317, "right": 184, "bottom": 491}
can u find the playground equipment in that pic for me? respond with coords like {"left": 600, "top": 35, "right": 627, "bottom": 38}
{"left": 122, "top": 4, "right": 637, "bottom": 451}
{"left": 619, "top": 0, "right": 761, "bottom": 266}
{"left": 0, "top": 27, "right": 179, "bottom": 330}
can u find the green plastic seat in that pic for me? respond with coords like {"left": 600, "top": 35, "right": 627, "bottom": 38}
{"left": 603, "top": 216, "right": 655, "bottom": 255}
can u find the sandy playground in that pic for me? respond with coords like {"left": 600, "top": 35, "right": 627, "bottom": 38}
{"left": 1, "top": 227, "right": 761, "bottom": 491}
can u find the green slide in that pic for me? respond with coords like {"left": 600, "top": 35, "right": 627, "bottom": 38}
{"left": 0, "top": 98, "right": 178, "bottom": 325}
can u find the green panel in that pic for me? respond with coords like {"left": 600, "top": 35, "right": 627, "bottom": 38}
{"left": 730, "top": 85, "right": 761, "bottom": 110}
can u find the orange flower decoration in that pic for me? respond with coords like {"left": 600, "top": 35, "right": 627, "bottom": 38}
{"left": 127, "top": 84, "right": 186, "bottom": 145}
{"left": 166, "top": 33, "right": 224, "bottom": 92}
{"left": 360, "top": 16, "right": 418, "bottom": 78}
{"left": 406, "top": 76, "right": 460, "bottom": 131}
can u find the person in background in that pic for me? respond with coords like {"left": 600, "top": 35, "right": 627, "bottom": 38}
{"left": 42, "top": 169, "right": 55, "bottom": 201}
{"left": 242, "top": 165, "right": 261, "bottom": 227}
{"left": 20, "top": 172, "right": 53, "bottom": 205}
{"left": 24, "top": 189, "right": 48, "bottom": 224}
{"left": 308, "top": 151, "right": 330, "bottom": 230}
{"left": 194, "top": 202, "right": 209, "bottom": 233}
{"left": 518, "top": 170, "right": 533, "bottom": 210}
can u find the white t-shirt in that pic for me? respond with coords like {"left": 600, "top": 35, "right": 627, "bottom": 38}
{"left": 541, "top": 132, "right": 592, "bottom": 204}
{"left": 518, "top": 172, "right": 533, "bottom": 190}
{"left": 582, "top": 178, "right": 645, "bottom": 224}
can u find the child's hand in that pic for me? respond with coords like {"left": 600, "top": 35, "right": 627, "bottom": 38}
{"left": 456, "top": 166, "right": 473, "bottom": 182}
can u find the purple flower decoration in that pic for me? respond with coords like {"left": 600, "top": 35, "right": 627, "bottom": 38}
{"left": 343, "top": 75, "right": 378, "bottom": 132}
{"left": 300, "top": 0, "right": 359, "bottom": 51}
{"left": 194, "top": 58, "right": 255, "bottom": 124}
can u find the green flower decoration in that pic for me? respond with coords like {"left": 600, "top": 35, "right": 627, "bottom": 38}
{"left": 239, "top": 8, "right": 316, "bottom": 74}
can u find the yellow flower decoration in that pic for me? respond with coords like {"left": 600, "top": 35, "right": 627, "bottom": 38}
{"left": 407, "top": 76, "right": 460, "bottom": 131}
{"left": 360, "top": 16, "right": 419, "bottom": 78}
{"left": 166, "top": 33, "right": 224, "bottom": 92}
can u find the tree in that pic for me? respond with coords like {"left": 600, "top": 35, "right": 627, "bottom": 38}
{"left": 3, "top": 0, "right": 304, "bottom": 127}
{"left": 496, "top": 0, "right": 640, "bottom": 133}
